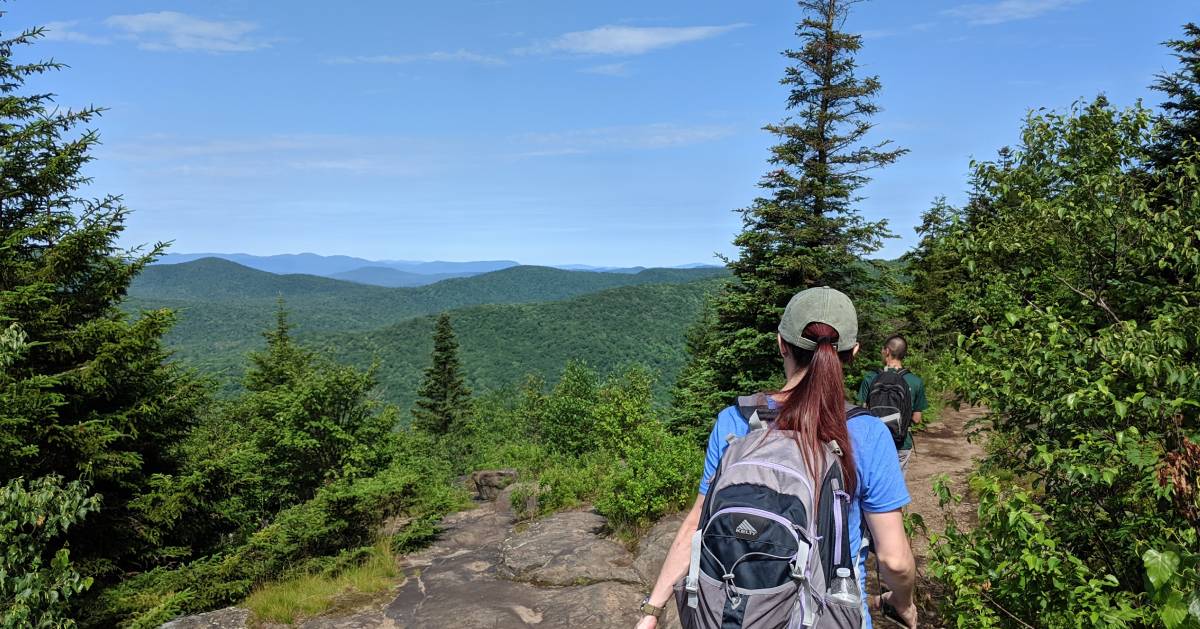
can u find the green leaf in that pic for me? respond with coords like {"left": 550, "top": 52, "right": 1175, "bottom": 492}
{"left": 1144, "top": 548, "right": 1180, "bottom": 590}
{"left": 1161, "top": 590, "right": 1189, "bottom": 628}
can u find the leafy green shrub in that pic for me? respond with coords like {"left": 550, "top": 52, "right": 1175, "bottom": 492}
{"left": 924, "top": 97, "right": 1200, "bottom": 626}
{"left": 1, "top": 476, "right": 99, "bottom": 629}
{"left": 596, "top": 421, "right": 701, "bottom": 534}
{"left": 537, "top": 360, "right": 602, "bottom": 456}
{"left": 532, "top": 453, "right": 610, "bottom": 516}
{"left": 90, "top": 457, "right": 466, "bottom": 627}
{"left": 593, "top": 364, "right": 657, "bottom": 453}
{"left": 929, "top": 475, "right": 1142, "bottom": 627}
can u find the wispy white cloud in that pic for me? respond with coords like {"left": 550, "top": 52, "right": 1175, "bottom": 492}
{"left": 514, "top": 123, "right": 735, "bottom": 156}
{"left": 580, "top": 62, "right": 631, "bottom": 77}
{"left": 507, "top": 148, "right": 590, "bottom": 159}
{"left": 103, "top": 123, "right": 737, "bottom": 178}
{"left": 522, "top": 24, "right": 747, "bottom": 56}
{"left": 859, "top": 22, "right": 937, "bottom": 40}
{"left": 103, "top": 133, "right": 490, "bottom": 179}
{"left": 40, "top": 21, "right": 110, "bottom": 45}
{"left": 105, "top": 135, "right": 350, "bottom": 161}
{"left": 328, "top": 50, "right": 506, "bottom": 66}
{"left": 103, "top": 11, "right": 268, "bottom": 52}
{"left": 944, "top": 0, "right": 1086, "bottom": 25}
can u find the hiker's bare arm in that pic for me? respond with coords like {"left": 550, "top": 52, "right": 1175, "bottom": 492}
{"left": 912, "top": 410, "right": 923, "bottom": 425}
{"left": 866, "top": 508, "right": 917, "bottom": 620}
{"left": 636, "top": 494, "right": 705, "bottom": 628}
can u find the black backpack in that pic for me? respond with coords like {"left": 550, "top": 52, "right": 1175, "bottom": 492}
{"left": 865, "top": 369, "right": 912, "bottom": 449}
{"left": 673, "top": 396, "right": 873, "bottom": 629}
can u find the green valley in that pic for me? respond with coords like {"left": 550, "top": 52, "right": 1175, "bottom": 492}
{"left": 123, "top": 257, "right": 729, "bottom": 405}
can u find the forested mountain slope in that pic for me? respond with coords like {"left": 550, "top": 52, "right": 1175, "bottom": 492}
{"left": 321, "top": 278, "right": 724, "bottom": 410}
{"left": 131, "top": 258, "right": 725, "bottom": 317}
{"left": 329, "top": 266, "right": 471, "bottom": 287}
{"left": 124, "top": 259, "right": 729, "bottom": 403}
{"left": 154, "top": 252, "right": 519, "bottom": 276}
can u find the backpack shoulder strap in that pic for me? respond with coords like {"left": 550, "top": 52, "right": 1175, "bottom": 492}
{"left": 846, "top": 404, "right": 873, "bottom": 420}
{"left": 736, "top": 392, "right": 775, "bottom": 431}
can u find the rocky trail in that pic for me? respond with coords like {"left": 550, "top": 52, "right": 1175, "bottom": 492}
{"left": 166, "top": 405, "right": 986, "bottom": 629}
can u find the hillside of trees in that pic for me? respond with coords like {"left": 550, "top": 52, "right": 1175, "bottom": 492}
{"left": 3, "top": 3, "right": 1198, "bottom": 628}
{"left": 153, "top": 252, "right": 519, "bottom": 277}
{"left": 123, "top": 258, "right": 727, "bottom": 404}
{"left": 128, "top": 257, "right": 725, "bottom": 324}
{"left": 323, "top": 279, "right": 724, "bottom": 410}
{"left": 328, "top": 266, "right": 472, "bottom": 287}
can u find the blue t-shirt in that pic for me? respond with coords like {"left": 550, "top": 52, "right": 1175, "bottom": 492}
{"left": 698, "top": 402, "right": 910, "bottom": 625}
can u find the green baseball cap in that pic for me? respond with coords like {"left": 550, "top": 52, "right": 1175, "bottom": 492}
{"left": 778, "top": 286, "right": 858, "bottom": 351}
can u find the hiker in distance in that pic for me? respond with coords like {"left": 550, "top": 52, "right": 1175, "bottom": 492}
{"left": 858, "top": 335, "right": 928, "bottom": 476}
{"left": 636, "top": 287, "right": 917, "bottom": 629}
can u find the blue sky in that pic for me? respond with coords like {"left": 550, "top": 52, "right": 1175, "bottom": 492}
{"left": 10, "top": 1, "right": 1196, "bottom": 266}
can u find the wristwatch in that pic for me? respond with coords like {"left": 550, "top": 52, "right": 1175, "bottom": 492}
{"left": 639, "top": 596, "right": 665, "bottom": 619}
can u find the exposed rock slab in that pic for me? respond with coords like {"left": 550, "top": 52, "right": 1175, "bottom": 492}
{"left": 633, "top": 512, "right": 687, "bottom": 585}
{"left": 167, "top": 492, "right": 695, "bottom": 628}
{"left": 160, "top": 607, "right": 249, "bottom": 628}
{"left": 500, "top": 510, "right": 640, "bottom": 586}
{"left": 296, "top": 611, "right": 400, "bottom": 628}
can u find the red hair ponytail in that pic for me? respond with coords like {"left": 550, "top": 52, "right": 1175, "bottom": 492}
{"left": 774, "top": 322, "right": 857, "bottom": 495}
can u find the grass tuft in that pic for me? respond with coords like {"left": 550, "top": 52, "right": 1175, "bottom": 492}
{"left": 243, "top": 539, "right": 399, "bottom": 624}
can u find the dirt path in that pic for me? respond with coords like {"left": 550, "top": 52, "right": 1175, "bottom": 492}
{"left": 906, "top": 405, "right": 987, "bottom": 556}
{"left": 869, "top": 404, "right": 987, "bottom": 627}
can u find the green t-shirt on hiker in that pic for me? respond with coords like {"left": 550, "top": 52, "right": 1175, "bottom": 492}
{"left": 858, "top": 367, "right": 928, "bottom": 451}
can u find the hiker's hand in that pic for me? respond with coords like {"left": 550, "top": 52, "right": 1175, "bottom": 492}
{"left": 635, "top": 614, "right": 658, "bottom": 629}
{"left": 879, "top": 590, "right": 918, "bottom": 628}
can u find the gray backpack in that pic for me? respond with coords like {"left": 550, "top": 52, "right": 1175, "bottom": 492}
{"left": 674, "top": 394, "right": 869, "bottom": 629}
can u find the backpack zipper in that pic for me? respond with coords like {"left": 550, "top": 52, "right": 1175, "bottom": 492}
{"left": 707, "top": 506, "right": 802, "bottom": 549}
{"left": 833, "top": 490, "right": 850, "bottom": 564}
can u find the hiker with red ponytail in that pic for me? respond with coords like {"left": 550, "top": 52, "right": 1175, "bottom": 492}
{"left": 637, "top": 287, "right": 917, "bottom": 629}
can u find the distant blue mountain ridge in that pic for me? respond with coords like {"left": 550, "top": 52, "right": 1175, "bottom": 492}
{"left": 154, "top": 253, "right": 722, "bottom": 287}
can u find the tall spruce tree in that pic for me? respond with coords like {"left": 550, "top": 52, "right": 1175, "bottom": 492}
{"left": 412, "top": 313, "right": 471, "bottom": 435}
{"left": 1152, "top": 23, "right": 1200, "bottom": 168}
{"left": 0, "top": 23, "right": 206, "bottom": 582}
{"left": 672, "top": 0, "right": 904, "bottom": 432}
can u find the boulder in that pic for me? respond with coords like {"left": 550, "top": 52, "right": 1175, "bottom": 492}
{"left": 542, "top": 580, "right": 646, "bottom": 627}
{"left": 159, "top": 607, "right": 249, "bottom": 629}
{"left": 500, "top": 510, "right": 640, "bottom": 586}
{"left": 469, "top": 469, "right": 518, "bottom": 501}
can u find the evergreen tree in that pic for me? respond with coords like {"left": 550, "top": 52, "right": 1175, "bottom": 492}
{"left": 899, "top": 197, "right": 969, "bottom": 350}
{"left": 672, "top": 0, "right": 904, "bottom": 432}
{"left": 1152, "top": 23, "right": 1200, "bottom": 168}
{"left": 244, "top": 299, "right": 311, "bottom": 391}
{"left": 0, "top": 24, "right": 206, "bottom": 580}
{"left": 412, "top": 313, "right": 471, "bottom": 435}
{"left": 234, "top": 305, "right": 396, "bottom": 505}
